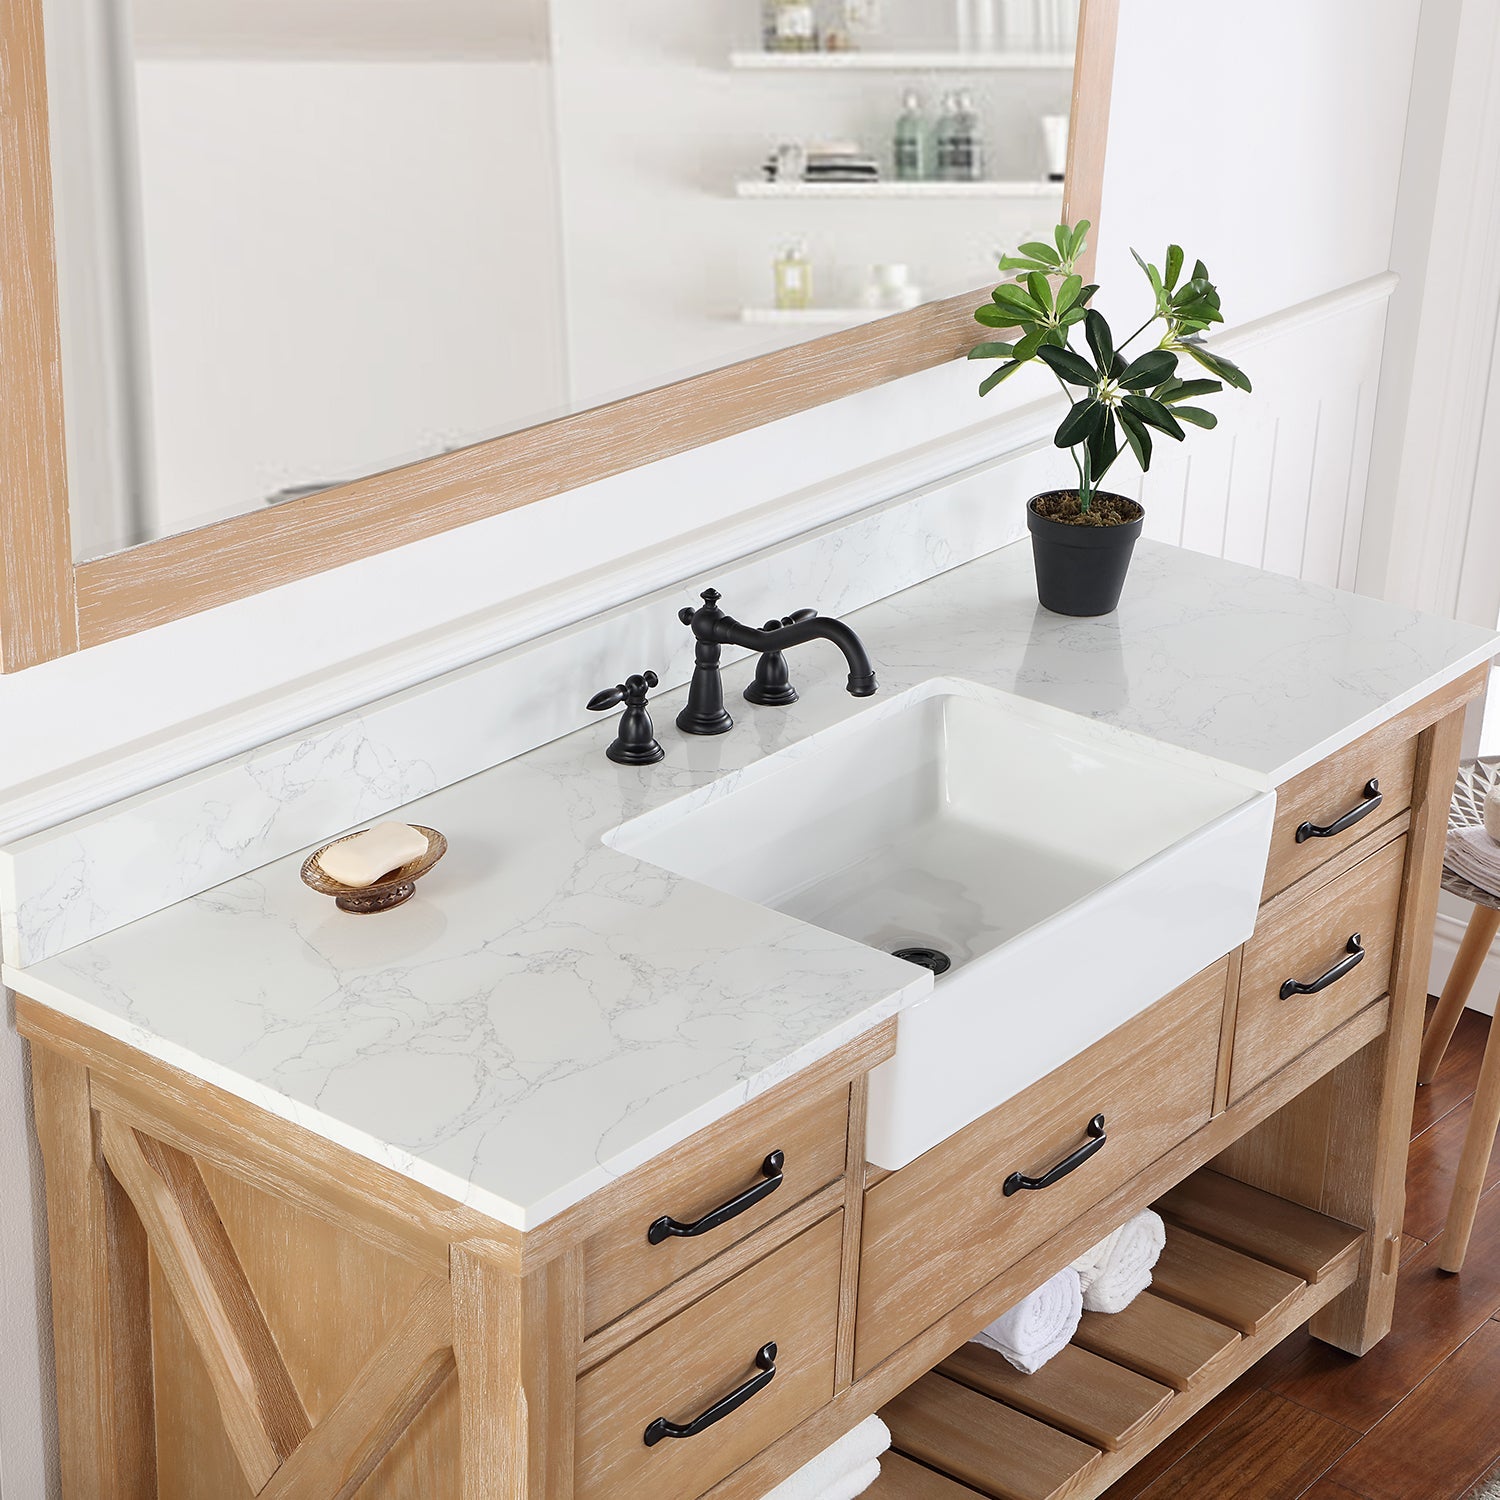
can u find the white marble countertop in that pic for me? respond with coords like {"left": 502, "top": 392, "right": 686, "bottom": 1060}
{"left": 8, "top": 540, "right": 1497, "bottom": 1229}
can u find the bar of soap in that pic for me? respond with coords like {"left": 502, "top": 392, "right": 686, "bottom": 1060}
{"left": 316, "top": 822, "right": 429, "bottom": 888}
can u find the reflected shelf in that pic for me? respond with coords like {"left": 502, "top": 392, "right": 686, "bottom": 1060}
{"left": 735, "top": 179, "right": 1063, "bottom": 199}
{"left": 728, "top": 49, "right": 1075, "bottom": 70}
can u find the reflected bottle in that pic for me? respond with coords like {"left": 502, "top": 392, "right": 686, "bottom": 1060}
{"left": 894, "top": 90, "right": 930, "bottom": 182}
{"left": 933, "top": 93, "right": 959, "bottom": 181}
{"left": 942, "top": 90, "right": 985, "bottom": 182}
{"left": 774, "top": 239, "right": 813, "bottom": 311}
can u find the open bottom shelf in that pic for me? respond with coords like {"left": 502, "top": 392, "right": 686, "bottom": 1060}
{"left": 870, "top": 1169, "right": 1365, "bottom": 1500}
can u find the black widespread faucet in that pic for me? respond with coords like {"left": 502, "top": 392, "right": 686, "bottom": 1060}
{"left": 675, "top": 588, "right": 877, "bottom": 736}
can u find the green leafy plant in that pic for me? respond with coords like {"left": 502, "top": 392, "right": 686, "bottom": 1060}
{"left": 971, "top": 221, "right": 1251, "bottom": 513}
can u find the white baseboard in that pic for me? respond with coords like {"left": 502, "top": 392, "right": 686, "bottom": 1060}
{"left": 1428, "top": 908, "right": 1500, "bottom": 1016}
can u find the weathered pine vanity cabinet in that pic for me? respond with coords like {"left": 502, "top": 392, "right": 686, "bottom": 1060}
{"left": 14, "top": 660, "right": 1486, "bottom": 1500}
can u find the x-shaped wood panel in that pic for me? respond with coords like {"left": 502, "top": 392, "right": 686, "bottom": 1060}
{"left": 98, "top": 1115, "right": 455, "bottom": 1498}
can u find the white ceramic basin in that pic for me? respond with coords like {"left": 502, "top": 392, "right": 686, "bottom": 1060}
{"left": 606, "top": 677, "right": 1275, "bottom": 1168}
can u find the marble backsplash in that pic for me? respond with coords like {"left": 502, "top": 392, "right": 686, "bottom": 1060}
{"left": 0, "top": 446, "right": 1052, "bottom": 969}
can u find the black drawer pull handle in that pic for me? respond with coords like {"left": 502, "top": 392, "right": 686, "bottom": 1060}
{"left": 1003, "top": 1114, "right": 1107, "bottom": 1197}
{"left": 643, "top": 1343, "right": 777, "bottom": 1447}
{"left": 1295, "top": 779, "right": 1381, "bottom": 843}
{"left": 1280, "top": 933, "right": 1365, "bottom": 1000}
{"left": 647, "top": 1151, "right": 785, "bottom": 1246}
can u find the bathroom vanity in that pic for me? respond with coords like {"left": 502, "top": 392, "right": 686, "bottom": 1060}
{"left": 8, "top": 540, "right": 1497, "bottom": 1500}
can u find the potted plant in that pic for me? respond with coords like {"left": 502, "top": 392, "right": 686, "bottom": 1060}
{"left": 972, "top": 221, "right": 1252, "bottom": 616}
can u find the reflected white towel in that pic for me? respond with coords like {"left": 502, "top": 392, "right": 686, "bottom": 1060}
{"left": 762, "top": 1416, "right": 890, "bottom": 1500}
{"left": 1071, "top": 1209, "right": 1165, "bottom": 1314}
{"left": 971, "top": 1266, "right": 1082, "bottom": 1374}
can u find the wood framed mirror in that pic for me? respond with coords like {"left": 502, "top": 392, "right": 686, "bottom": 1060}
{"left": 0, "top": 0, "right": 1117, "bottom": 673}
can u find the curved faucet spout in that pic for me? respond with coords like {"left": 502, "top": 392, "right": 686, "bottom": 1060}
{"left": 675, "top": 588, "right": 877, "bottom": 735}
{"left": 715, "top": 614, "right": 877, "bottom": 697}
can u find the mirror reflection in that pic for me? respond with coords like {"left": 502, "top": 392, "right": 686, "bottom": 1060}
{"left": 46, "top": 0, "right": 1079, "bottom": 560}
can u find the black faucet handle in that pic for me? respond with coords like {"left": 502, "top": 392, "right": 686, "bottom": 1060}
{"left": 588, "top": 670, "right": 659, "bottom": 713}
{"left": 588, "top": 672, "right": 664, "bottom": 765}
{"left": 758, "top": 610, "right": 816, "bottom": 632}
{"left": 744, "top": 616, "right": 814, "bottom": 709}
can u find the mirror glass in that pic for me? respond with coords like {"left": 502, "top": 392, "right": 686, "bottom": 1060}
{"left": 46, "top": 0, "right": 1079, "bottom": 561}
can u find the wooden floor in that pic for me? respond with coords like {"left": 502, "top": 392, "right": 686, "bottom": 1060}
{"left": 1098, "top": 1004, "right": 1500, "bottom": 1500}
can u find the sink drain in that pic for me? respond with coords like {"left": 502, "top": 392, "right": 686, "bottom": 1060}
{"left": 891, "top": 946, "right": 952, "bottom": 976}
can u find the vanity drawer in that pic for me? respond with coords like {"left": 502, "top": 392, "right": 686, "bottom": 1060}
{"left": 855, "top": 961, "right": 1225, "bottom": 1379}
{"left": 1232, "top": 834, "right": 1406, "bottom": 1103}
{"left": 582, "top": 1081, "right": 849, "bottom": 1335}
{"left": 575, "top": 1211, "right": 843, "bottom": 1500}
{"left": 1262, "top": 721, "right": 1417, "bottom": 900}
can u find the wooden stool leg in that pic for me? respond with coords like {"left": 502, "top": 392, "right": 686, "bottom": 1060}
{"left": 1419, "top": 906, "right": 1500, "bottom": 1084}
{"left": 1440, "top": 1007, "right": 1500, "bottom": 1271}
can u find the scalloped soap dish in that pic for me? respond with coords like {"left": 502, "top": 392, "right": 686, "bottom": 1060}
{"left": 300, "top": 826, "right": 447, "bottom": 914}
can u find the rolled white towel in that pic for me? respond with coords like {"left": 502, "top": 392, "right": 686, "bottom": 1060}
{"left": 1071, "top": 1209, "right": 1165, "bottom": 1314}
{"left": 761, "top": 1416, "right": 890, "bottom": 1500}
{"left": 821, "top": 1460, "right": 882, "bottom": 1500}
{"left": 971, "top": 1266, "right": 1082, "bottom": 1375}
{"left": 1070, "top": 1224, "right": 1122, "bottom": 1298}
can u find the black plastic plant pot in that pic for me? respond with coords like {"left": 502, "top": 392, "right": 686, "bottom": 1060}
{"left": 1026, "top": 491, "right": 1145, "bottom": 617}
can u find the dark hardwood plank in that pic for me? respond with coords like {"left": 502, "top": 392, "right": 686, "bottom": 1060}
{"left": 1404, "top": 1099, "right": 1500, "bottom": 1242}
{"left": 1322, "top": 1320, "right": 1500, "bottom": 1500}
{"left": 1412, "top": 1008, "right": 1490, "bottom": 1138}
{"left": 1268, "top": 1185, "right": 1500, "bottom": 1431}
{"left": 1461, "top": 1458, "right": 1500, "bottom": 1498}
{"left": 1125, "top": 1390, "right": 1355, "bottom": 1500}
{"left": 1401, "top": 1235, "right": 1427, "bottom": 1267}
{"left": 1096, "top": 1369, "right": 1263, "bottom": 1500}
{"left": 1296, "top": 1481, "right": 1373, "bottom": 1499}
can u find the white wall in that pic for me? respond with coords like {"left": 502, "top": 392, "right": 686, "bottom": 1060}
{"left": 129, "top": 0, "right": 551, "bottom": 60}
{"left": 1374, "top": 0, "right": 1500, "bottom": 1013}
{"left": 129, "top": 57, "right": 569, "bottom": 540}
{"left": 1095, "top": 0, "right": 1419, "bottom": 327}
{"left": 1358, "top": 0, "right": 1500, "bottom": 628}
{"left": 0, "top": 2, "right": 1431, "bottom": 1492}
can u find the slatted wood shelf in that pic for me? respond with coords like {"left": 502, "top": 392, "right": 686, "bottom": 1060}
{"left": 870, "top": 1171, "right": 1363, "bottom": 1500}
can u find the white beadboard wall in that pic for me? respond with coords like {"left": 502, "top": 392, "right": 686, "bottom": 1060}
{"left": 1131, "top": 278, "right": 1389, "bottom": 591}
